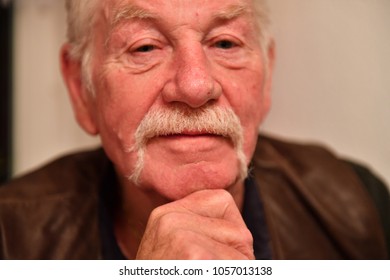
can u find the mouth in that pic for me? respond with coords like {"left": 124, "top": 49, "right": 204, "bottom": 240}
{"left": 159, "top": 131, "right": 226, "bottom": 139}
{"left": 149, "top": 132, "right": 230, "bottom": 152}
{"left": 149, "top": 131, "right": 233, "bottom": 155}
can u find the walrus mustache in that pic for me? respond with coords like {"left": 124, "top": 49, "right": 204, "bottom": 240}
{"left": 132, "top": 104, "right": 243, "bottom": 148}
{"left": 127, "top": 104, "right": 247, "bottom": 184}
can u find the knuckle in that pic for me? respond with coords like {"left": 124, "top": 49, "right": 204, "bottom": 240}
{"left": 185, "top": 249, "right": 215, "bottom": 260}
{"left": 154, "top": 212, "right": 178, "bottom": 235}
{"left": 171, "top": 231, "right": 215, "bottom": 260}
{"left": 234, "top": 227, "right": 254, "bottom": 259}
{"left": 212, "top": 189, "right": 234, "bottom": 204}
{"left": 149, "top": 205, "right": 165, "bottom": 221}
{"left": 240, "top": 227, "right": 254, "bottom": 245}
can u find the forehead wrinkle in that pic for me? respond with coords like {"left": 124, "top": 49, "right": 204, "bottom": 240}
{"left": 104, "top": 2, "right": 253, "bottom": 49}
{"left": 110, "top": 3, "right": 250, "bottom": 30}
{"left": 212, "top": 4, "right": 250, "bottom": 21}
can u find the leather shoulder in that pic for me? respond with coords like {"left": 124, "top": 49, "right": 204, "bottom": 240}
{"left": 0, "top": 148, "right": 109, "bottom": 259}
{"left": 346, "top": 161, "right": 390, "bottom": 256}
{"left": 251, "top": 134, "right": 388, "bottom": 259}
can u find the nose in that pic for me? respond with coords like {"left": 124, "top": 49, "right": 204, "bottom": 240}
{"left": 162, "top": 43, "right": 221, "bottom": 108}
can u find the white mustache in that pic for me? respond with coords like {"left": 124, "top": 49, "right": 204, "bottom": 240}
{"left": 127, "top": 104, "right": 247, "bottom": 185}
{"left": 131, "top": 104, "right": 243, "bottom": 150}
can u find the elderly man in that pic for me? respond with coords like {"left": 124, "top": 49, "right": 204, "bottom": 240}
{"left": 0, "top": 0, "right": 389, "bottom": 259}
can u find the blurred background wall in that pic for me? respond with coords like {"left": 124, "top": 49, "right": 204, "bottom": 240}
{"left": 12, "top": 0, "right": 99, "bottom": 177}
{"left": 11, "top": 0, "right": 390, "bottom": 188}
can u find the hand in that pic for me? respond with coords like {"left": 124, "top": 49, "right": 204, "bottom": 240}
{"left": 136, "top": 189, "right": 254, "bottom": 259}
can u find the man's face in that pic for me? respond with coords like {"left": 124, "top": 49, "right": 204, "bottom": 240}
{"left": 83, "top": 0, "right": 273, "bottom": 200}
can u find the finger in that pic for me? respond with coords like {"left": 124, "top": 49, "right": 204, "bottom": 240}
{"left": 146, "top": 211, "right": 254, "bottom": 259}
{"left": 154, "top": 189, "right": 246, "bottom": 227}
{"left": 138, "top": 228, "right": 252, "bottom": 260}
{"left": 138, "top": 189, "right": 254, "bottom": 260}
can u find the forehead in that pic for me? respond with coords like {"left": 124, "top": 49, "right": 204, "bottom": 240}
{"left": 99, "top": 0, "right": 256, "bottom": 27}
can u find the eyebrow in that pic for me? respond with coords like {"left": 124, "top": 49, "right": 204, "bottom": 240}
{"left": 212, "top": 4, "right": 250, "bottom": 21}
{"left": 111, "top": 4, "right": 158, "bottom": 29}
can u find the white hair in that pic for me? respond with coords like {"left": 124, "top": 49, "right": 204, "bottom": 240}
{"left": 253, "top": 0, "right": 272, "bottom": 54}
{"left": 64, "top": 0, "right": 272, "bottom": 91}
{"left": 65, "top": 0, "right": 98, "bottom": 60}
{"left": 65, "top": 0, "right": 98, "bottom": 93}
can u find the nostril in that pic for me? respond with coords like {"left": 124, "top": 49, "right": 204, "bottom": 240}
{"left": 161, "top": 46, "right": 222, "bottom": 108}
{"left": 161, "top": 75, "right": 220, "bottom": 108}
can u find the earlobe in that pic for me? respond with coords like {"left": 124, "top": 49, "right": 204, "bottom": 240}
{"left": 60, "top": 44, "right": 99, "bottom": 135}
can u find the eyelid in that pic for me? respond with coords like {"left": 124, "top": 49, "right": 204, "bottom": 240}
{"left": 208, "top": 34, "right": 243, "bottom": 47}
{"left": 128, "top": 38, "right": 162, "bottom": 53}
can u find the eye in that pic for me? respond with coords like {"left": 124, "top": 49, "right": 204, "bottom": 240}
{"left": 134, "top": 44, "right": 156, "bottom": 53}
{"left": 214, "top": 40, "right": 237, "bottom": 49}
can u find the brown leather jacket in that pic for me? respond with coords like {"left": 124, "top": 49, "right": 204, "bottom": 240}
{"left": 0, "top": 135, "right": 388, "bottom": 259}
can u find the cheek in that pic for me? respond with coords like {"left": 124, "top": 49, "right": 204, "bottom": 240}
{"left": 246, "top": 82, "right": 270, "bottom": 125}
{"left": 93, "top": 69, "right": 158, "bottom": 153}
{"left": 225, "top": 70, "right": 268, "bottom": 160}
{"left": 241, "top": 84, "right": 268, "bottom": 160}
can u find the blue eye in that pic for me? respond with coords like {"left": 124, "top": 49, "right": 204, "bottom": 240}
{"left": 214, "top": 40, "right": 236, "bottom": 49}
{"left": 135, "top": 45, "right": 155, "bottom": 52}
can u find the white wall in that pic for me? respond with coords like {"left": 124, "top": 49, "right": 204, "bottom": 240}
{"left": 12, "top": 0, "right": 99, "bottom": 177}
{"left": 12, "top": 0, "right": 390, "bottom": 188}
{"left": 262, "top": 0, "right": 390, "bottom": 187}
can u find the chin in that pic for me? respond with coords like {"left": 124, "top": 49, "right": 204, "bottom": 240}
{"left": 136, "top": 157, "right": 244, "bottom": 201}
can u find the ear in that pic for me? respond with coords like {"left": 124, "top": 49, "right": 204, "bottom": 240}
{"left": 60, "top": 44, "right": 99, "bottom": 135}
{"left": 262, "top": 39, "right": 276, "bottom": 111}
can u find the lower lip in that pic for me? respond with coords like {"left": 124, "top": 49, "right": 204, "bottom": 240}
{"left": 156, "top": 134, "right": 228, "bottom": 150}
{"left": 162, "top": 134, "right": 221, "bottom": 139}
{"left": 160, "top": 134, "right": 227, "bottom": 143}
